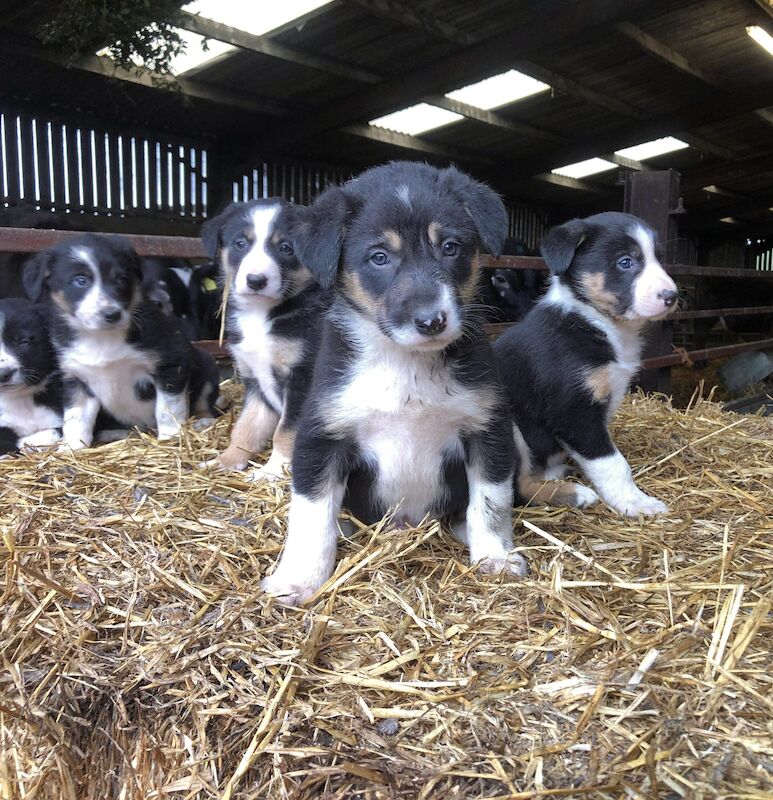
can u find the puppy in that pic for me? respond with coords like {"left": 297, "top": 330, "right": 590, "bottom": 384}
{"left": 261, "top": 162, "right": 527, "bottom": 605}
{"left": 24, "top": 234, "right": 220, "bottom": 449}
{"left": 0, "top": 298, "right": 63, "bottom": 453}
{"left": 201, "top": 199, "right": 327, "bottom": 480}
{"left": 494, "top": 212, "right": 678, "bottom": 517}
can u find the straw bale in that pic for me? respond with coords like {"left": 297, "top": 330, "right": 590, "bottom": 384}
{"left": 0, "top": 387, "right": 771, "bottom": 799}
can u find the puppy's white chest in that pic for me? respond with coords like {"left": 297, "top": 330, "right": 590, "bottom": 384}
{"left": 0, "top": 389, "right": 61, "bottom": 436}
{"left": 231, "top": 307, "right": 302, "bottom": 412}
{"left": 331, "top": 353, "right": 487, "bottom": 521}
{"left": 62, "top": 336, "right": 157, "bottom": 426}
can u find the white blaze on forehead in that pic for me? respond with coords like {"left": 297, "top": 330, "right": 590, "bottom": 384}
{"left": 233, "top": 204, "right": 284, "bottom": 299}
{"left": 74, "top": 246, "right": 99, "bottom": 275}
{"left": 628, "top": 223, "right": 677, "bottom": 320}
{"left": 396, "top": 184, "right": 412, "bottom": 209}
{"left": 71, "top": 246, "right": 122, "bottom": 330}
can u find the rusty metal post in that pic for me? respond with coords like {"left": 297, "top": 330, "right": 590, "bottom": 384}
{"left": 624, "top": 169, "right": 681, "bottom": 394}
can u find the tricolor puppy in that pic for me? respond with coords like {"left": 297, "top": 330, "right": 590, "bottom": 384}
{"left": 494, "top": 212, "right": 678, "bottom": 517}
{"left": 24, "top": 235, "right": 220, "bottom": 449}
{"left": 0, "top": 298, "right": 63, "bottom": 454}
{"left": 261, "top": 161, "right": 526, "bottom": 606}
{"left": 201, "top": 199, "right": 327, "bottom": 481}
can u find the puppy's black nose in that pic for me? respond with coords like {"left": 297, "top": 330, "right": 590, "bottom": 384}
{"left": 0, "top": 367, "right": 16, "bottom": 384}
{"left": 414, "top": 310, "right": 448, "bottom": 336}
{"left": 246, "top": 274, "right": 268, "bottom": 291}
{"left": 659, "top": 289, "right": 678, "bottom": 307}
{"left": 103, "top": 308, "right": 122, "bottom": 324}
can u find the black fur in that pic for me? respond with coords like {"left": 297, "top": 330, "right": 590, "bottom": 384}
{"left": 0, "top": 297, "right": 63, "bottom": 453}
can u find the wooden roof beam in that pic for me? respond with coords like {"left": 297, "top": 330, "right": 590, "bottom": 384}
{"left": 343, "top": 0, "right": 474, "bottom": 46}
{"left": 617, "top": 21, "right": 773, "bottom": 127}
{"left": 254, "top": 0, "right": 658, "bottom": 149}
{"left": 178, "top": 11, "right": 382, "bottom": 84}
{"left": 681, "top": 152, "right": 773, "bottom": 192}
{"left": 341, "top": 123, "right": 495, "bottom": 165}
{"left": 0, "top": 34, "right": 290, "bottom": 116}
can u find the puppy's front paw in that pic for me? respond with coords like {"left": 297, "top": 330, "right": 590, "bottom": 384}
{"left": 158, "top": 426, "right": 181, "bottom": 442}
{"left": 620, "top": 494, "right": 668, "bottom": 517}
{"left": 246, "top": 459, "right": 289, "bottom": 483}
{"left": 261, "top": 571, "right": 323, "bottom": 606}
{"left": 59, "top": 438, "right": 89, "bottom": 452}
{"left": 204, "top": 446, "right": 252, "bottom": 472}
{"left": 191, "top": 417, "right": 216, "bottom": 432}
{"left": 572, "top": 484, "right": 600, "bottom": 508}
{"left": 19, "top": 429, "right": 61, "bottom": 449}
{"left": 475, "top": 551, "right": 529, "bottom": 578}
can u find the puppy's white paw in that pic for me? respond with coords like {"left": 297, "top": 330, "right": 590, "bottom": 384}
{"left": 474, "top": 550, "right": 529, "bottom": 578}
{"left": 157, "top": 426, "right": 181, "bottom": 442}
{"left": 19, "top": 429, "right": 61, "bottom": 448}
{"left": 191, "top": 417, "right": 216, "bottom": 432}
{"left": 246, "top": 461, "right": 288, "bottom": 483}
{"left": 201, "top": 448, "right": 252, "bottom": 472}
{"left": 572, "top": 484, "right": 600, "bottom": 508}
{"left": 59, "top": 438, "right": 88, "bottom": 452}
{"left": 620, "top": 494, "right": 668, "bottom": 517}
{"left": 261, "top": 571, "right": 323, "bottom": 606}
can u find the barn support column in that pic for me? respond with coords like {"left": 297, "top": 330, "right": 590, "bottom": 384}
{"left": 624, "top": 169, "right": 681, "bottom": 395}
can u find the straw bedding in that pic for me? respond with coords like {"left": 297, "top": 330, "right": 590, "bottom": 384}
{"left": 1, "top": 388, "right": 771, "bottom": 799}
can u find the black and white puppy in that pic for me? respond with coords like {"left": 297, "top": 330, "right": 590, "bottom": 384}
{"left": 494, "top": 212, "right": 678, "bottom": 517}
{"left": 201, "top": 199, "right": 327, "bottom": 481}
{"left": 0, "top": 298, "right": 63, "bottom": 453}
{"left": 261, "top": 162, "right": 526, "bottom": 605}
{"left": 24, "top": 234, "right": 220, "bottom": 449}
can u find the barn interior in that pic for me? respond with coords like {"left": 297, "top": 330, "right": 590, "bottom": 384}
{"left": 2, "top": 0, "right": 773, "bottom": 404}
{"left": 0, "top": 4, "right": 772, "bottom": 799}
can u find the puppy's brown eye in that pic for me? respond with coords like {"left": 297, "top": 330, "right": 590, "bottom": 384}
{"left": 617, "top": 256, "right": 633, "bottom": 270}
{"left": 234, "top": 238, "right": 247, "bottom": 251}
{"left": 279, "top": 242, "right": 294, "bottom": 256}
{"left": 442, "top": 241, "right": 459, "bottom": 257}
{"left": 370, "top": 251, "right": 389, "bottom": 267}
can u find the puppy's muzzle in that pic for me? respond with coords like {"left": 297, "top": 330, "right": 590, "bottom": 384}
{"left": 659, "top": 289, "right": 678, "bottom": 308}
{"left": 103, "top": 307, "right": 123, "bottom": 325}
{"left": 414, "top": 309, "right": 448, "bottom": 336}
{"left": 246, "top": 273, "right": 268, "bottom": 292}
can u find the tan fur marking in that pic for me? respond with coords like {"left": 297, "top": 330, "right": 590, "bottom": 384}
{"left": 428, "top": 222, "right": 441, "bottom": 245}
{"left": 343, "top": 271, "right": 382, "bottom": 317}
{"left": 519, "top": 476, "right": 587, "bottom": 507}
{"left": 271, "top": 336, "right": 305, "bottom": 379}
{"left": 271, "top": 422, "right": 296, "bottom": 462}
{"left": 51, "top": 290, "right": 70, "bottom": 315}
{"left": 585, "top": 365, "right": 613, "bottom": 403}
{"left": 461, "top": 252, "right": 481, "bottom": 304}
{"left": 271, "top": 230, "right": 282, "bottom": 245}
{"left": 383, "top": 229, "right": 402, "bottom": 250}
{"left": 579, "top": 272, "right": 619, "bottom": 317}
{"left": 217, "top": 394, "right": 279, "bottom": 470}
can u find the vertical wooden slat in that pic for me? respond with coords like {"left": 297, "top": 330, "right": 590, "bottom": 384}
{"left": 148, "top": 140, "right": 159, "bottom": 212}
{"left": 120, "top": 134, "right": 132, "bottom": 212}
{"left": 65, "top": 124, "right": 79, "bottom": 211}
{"left": 92, "top": 129, "right": 107, "bottom": 212}
{"left": 1, "top": 112, "right": 21, "bottom": 203}
{"left": 51, "top": 123, "right": 67, "bottom": 211}
{"left": 19, "top": 114, "right": 37, "bottom": 205}
{"left": 34, "top": 119, "right": 51, "bottom": 210}
{"left": 82, "top": 129, "right": 96, "bottom": 212}
{"left": 109, "top": 133, "right": 121, "bottom": 213}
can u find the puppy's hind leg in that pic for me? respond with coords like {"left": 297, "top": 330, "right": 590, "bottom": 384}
{"left": 518, "top": 475, "right": 599, "bottom": 509}
{"left": 210, "top": 390, "right": 279, "bottom": 471}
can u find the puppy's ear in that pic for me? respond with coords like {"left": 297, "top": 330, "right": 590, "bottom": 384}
{"left": 110, "top": 235, "right": 143, "bottom": 280}
{"left": 201, "top": 203, "right": 237, "bottom": 260}
{"left": 292, "top": 186, "right": 351, "bottom": 290}
{"left": 540, "top": 219, "right": 586, "bottom": 275}
{"left": 23, "top": 251, "right": 53, "bottom": 302}
{"left": 446, "top": 167, "right": 508, "bottom": 256}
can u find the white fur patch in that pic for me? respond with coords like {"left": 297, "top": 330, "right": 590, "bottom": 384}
{"left": 326, "top": 315, "right": 495, "bottom": 524}
{"left": 545, "top": 278, "right": 642, "bottom": 417}
{"left": 156, "top": 389, "right": 188, "bottom": 440}
{"left": 62, "top": 387, "right": 100, "bottom": 449}
{"left": 464, "top": 468, "right": 526, "bottom": 576}
{"left": 396, "top": 184, "right": 412, "bottom": 209}
{"left": 231, "top": 205, "right": 284, "bottom": 299}
{"left": 0, "top": 383, "right": 62, "bottom": 438}
{"left": 572, "top": 449, "right": 667, "bottom": 517}
{"left": 229, "top": 304, "right": 303, "bottom": 413}
{"left": 59, "top": 330, "right": 158, "bottom": 429}
{"left": 261, "top": 484, "right": 345, "bottom": 605}
{"left": 627, "top": 225, "right": 677, "bottom": 320}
